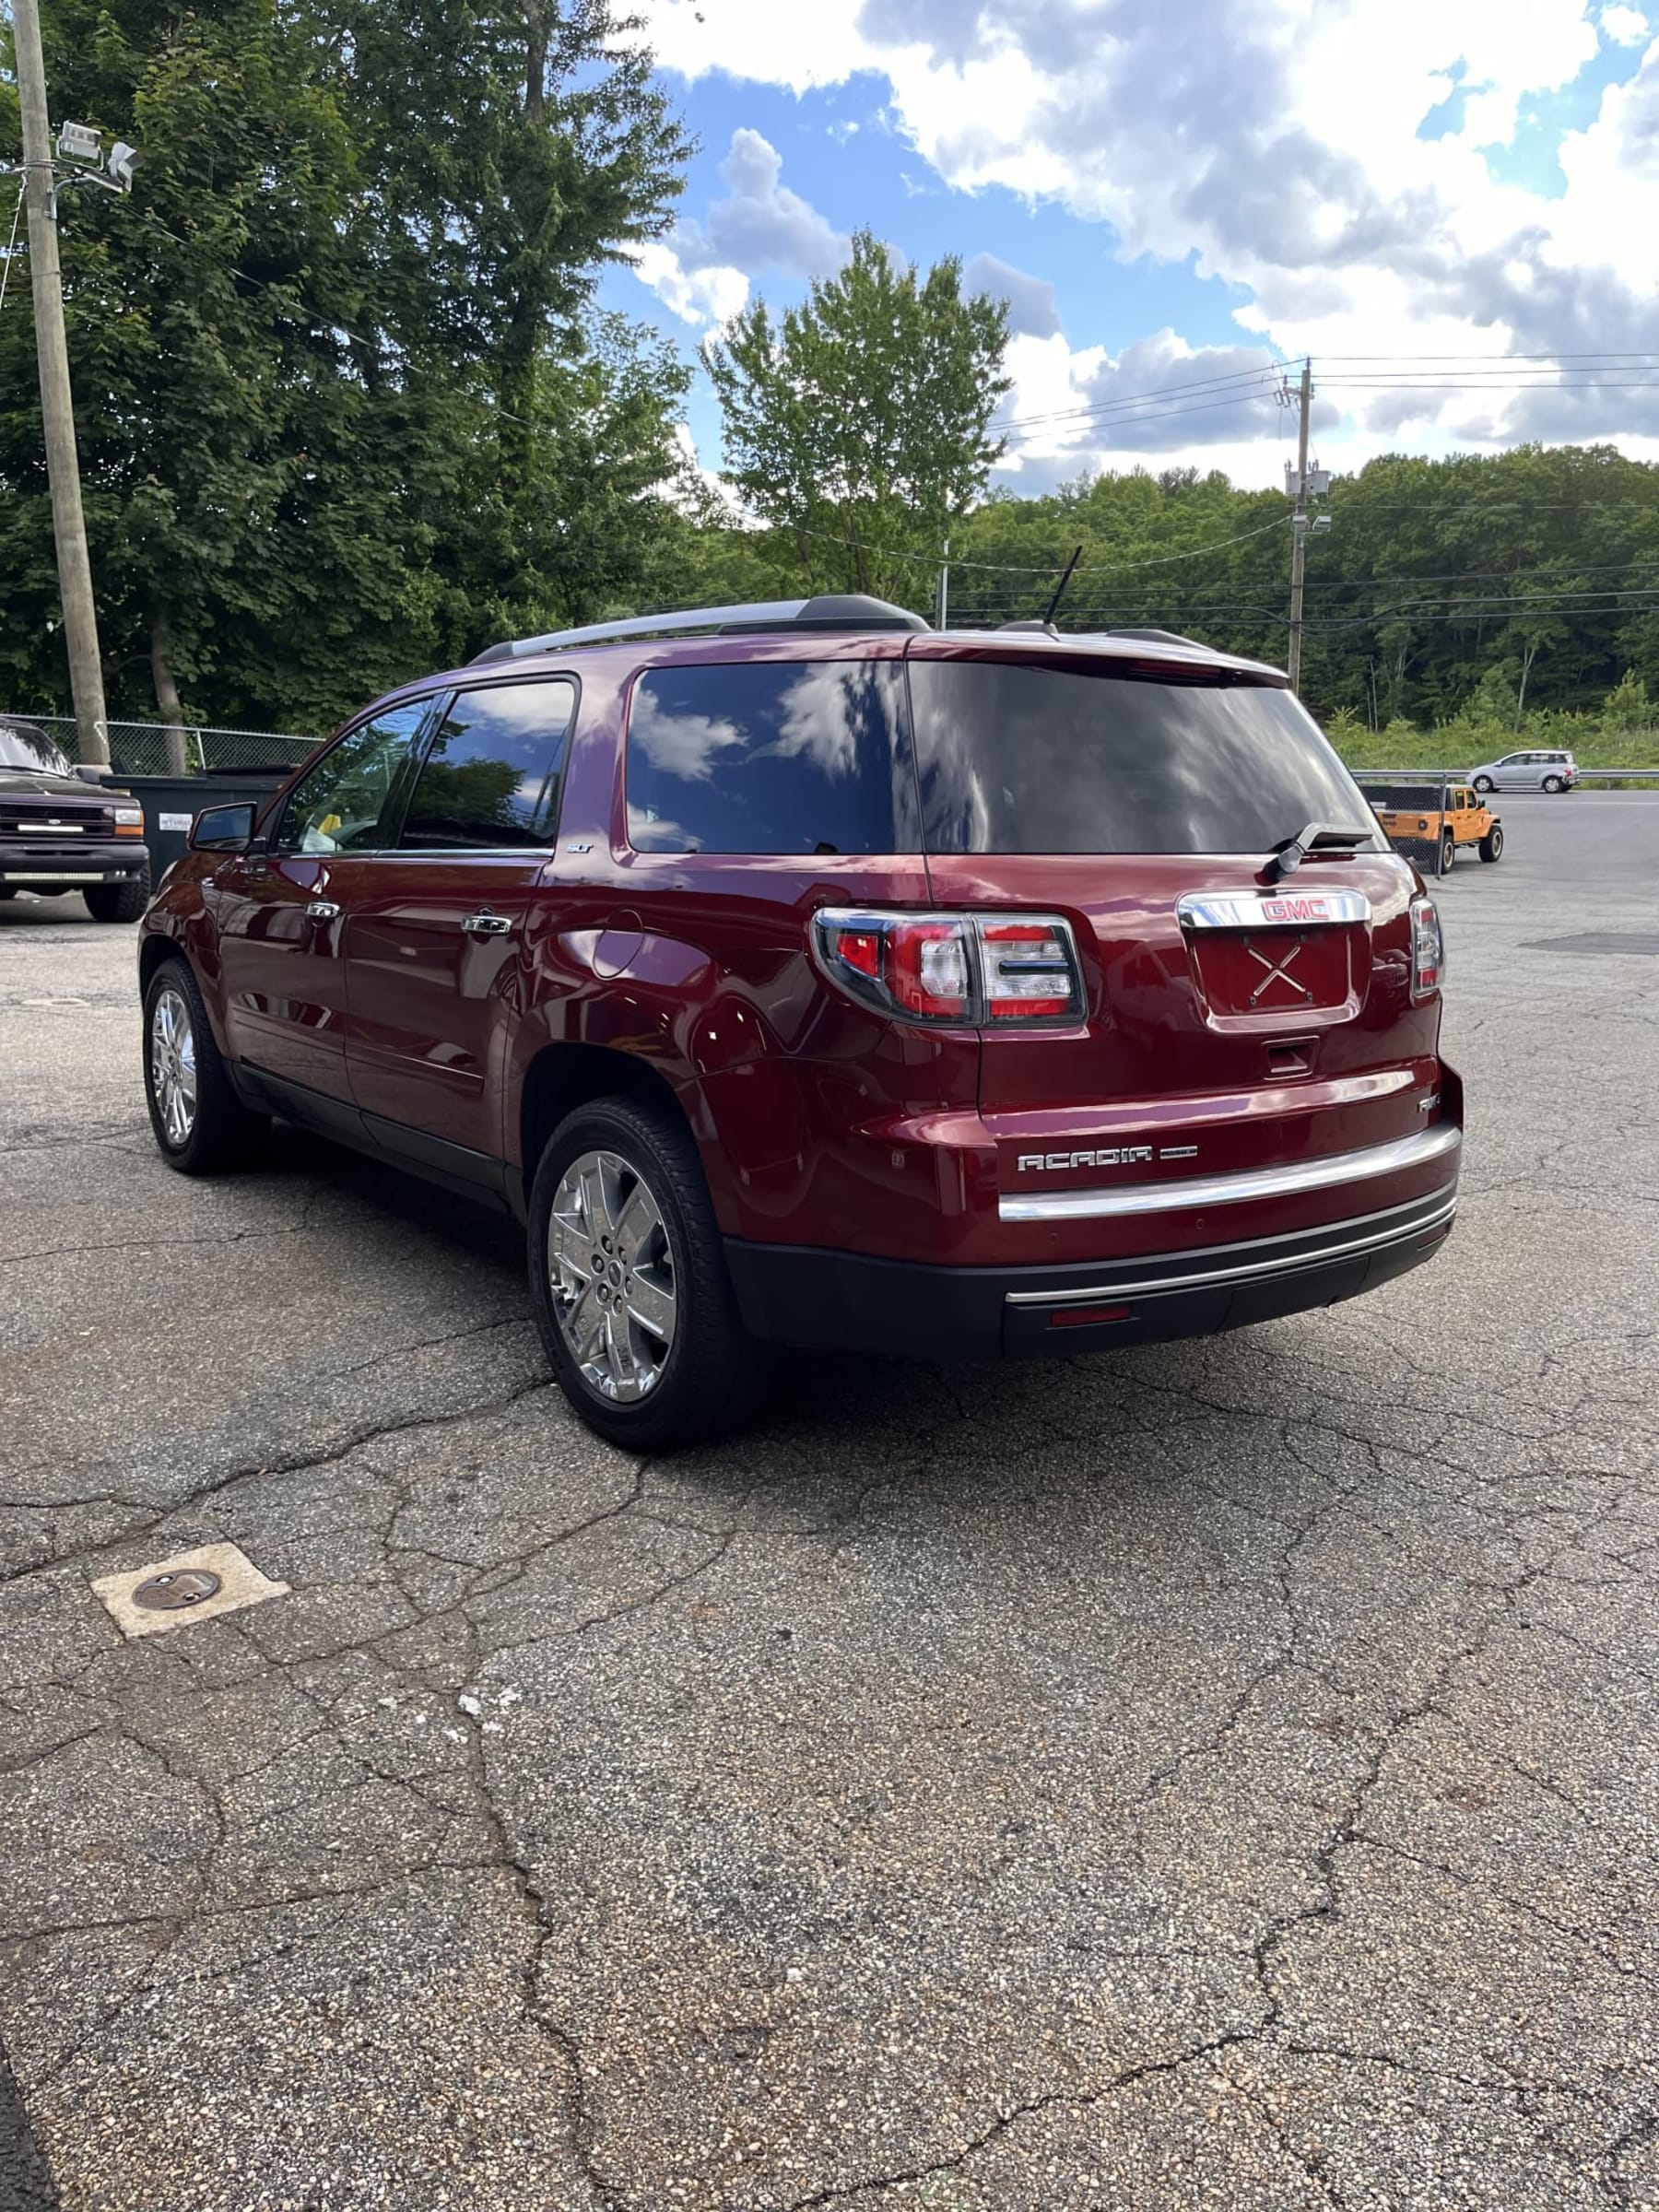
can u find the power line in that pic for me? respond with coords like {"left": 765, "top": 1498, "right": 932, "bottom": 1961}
{"left": 994, "top": 362, "right": 1284, "bottom": 434}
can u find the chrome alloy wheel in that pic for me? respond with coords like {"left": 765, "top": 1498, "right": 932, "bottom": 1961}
{"left": 149, "top": 983, "right": 198, "bottom": 1147}
{"left": 547, "top": 1149, "right": 677, "bottom": 1402}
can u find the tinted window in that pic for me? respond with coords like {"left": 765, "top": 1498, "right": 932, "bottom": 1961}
{"left": 910, "top": 659, "right": 1376, "bottom": 855}
{"left": 273, "top": 700, "right": 434, "bottom": 854}
{"left": 627, "top": 661, "right": 915, "bottom": 854}
{"left": 401, "top": 680, "right": 574, "bottom": 850}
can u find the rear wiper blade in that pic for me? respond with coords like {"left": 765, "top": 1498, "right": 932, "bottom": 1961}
{"left": 1270, "top": 820, "right": 1375, "bottom": 880}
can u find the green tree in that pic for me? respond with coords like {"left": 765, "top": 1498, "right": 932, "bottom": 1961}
{"left": 0, "top": 0, "right": 692, "bottom": 731}
{"left": 704, "top": 231, "right": 1011, "bottom": 607}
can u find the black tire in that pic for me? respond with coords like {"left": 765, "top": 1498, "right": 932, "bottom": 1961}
{"left": 1542, "top": 774, "right": 1563, "bottom": 794}
{"left": 1478, "top": 824, "right": 1503, "bottom": 863}
{"left": 1439, "top": 832, "right": 1455, "bottom": 874}
{"left": 527, "top": 1095, "right": 766, "bottom": 1451}
{"left": 142, "top": 956, "right": 267, "bottom": 1174}
{"left": 86, "top": 864, "right": 151, "bottom": 924}
{"left": 1472, "top": 775, "right": 1494, "bottom": 793}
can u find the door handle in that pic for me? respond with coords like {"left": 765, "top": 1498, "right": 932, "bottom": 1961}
{"left": 306, "top": 899, "right": 341, "bottom": 922}
{"left": 461, "top": 910, "right": 512, "bottom": 937}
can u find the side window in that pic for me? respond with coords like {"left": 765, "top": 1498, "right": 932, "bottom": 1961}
{"left": 399, "top": 679, "right": 575, "bottom": 851}
{"left": 273, "top": 700, "right": 434, "bottom": 855}
{"left": 626, "top": 660, "right": 914, "bottom": 855}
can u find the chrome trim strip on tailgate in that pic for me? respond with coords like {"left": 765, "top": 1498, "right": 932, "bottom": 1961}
{"left": 1177, "top": 888, "right": 1371, "bottom": 929}
{"left": 998, "top": 1122, "right": 1462, "bottom": 1224}
{"left": 1005, "top": 1191, "right": 1457, "bottom": 1306}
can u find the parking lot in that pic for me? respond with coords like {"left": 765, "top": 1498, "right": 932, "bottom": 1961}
{"left": 2, "top": 794, "right": 1656, "bottom": 2211}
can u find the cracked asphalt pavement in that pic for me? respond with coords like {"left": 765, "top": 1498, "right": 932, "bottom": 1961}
{"left": 2, "top": 795, "right": 1656, "bottom": 2210}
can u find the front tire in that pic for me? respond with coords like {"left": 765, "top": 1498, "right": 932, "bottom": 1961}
{"left": 1478, "top": 824, "right": 1503, "bottom": 863}
{"left": 1472, "top": 775, "right": 1494, "bottom": 794}
{"left": 142, "top": 957, "right": 267, "bottom": 1173}
{"left": 86, "top": 865, "right": 151, "bottom": 924}
{"left": 528, "top": 1095, "right": 765, "bottom": 1450}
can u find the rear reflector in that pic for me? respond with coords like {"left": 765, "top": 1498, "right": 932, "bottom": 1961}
{"left": 1049, "top": 1302, "right": 1134, "bottom": 1329}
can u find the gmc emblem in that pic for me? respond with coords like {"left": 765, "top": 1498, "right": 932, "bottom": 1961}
{"left": 1018, "top": 1146, "right": 1153, "bottom": 1171}
{"left": 1259, "top": 895, "right": 1330, "bottom": 923}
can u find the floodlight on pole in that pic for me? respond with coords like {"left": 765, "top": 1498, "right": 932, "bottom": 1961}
{"left": 56, "top": 120, "right": 103, "bottom": 163}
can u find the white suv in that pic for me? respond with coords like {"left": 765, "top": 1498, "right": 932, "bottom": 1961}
{"left": 1469, "top": 747, "right": 1578, "bottom": 794}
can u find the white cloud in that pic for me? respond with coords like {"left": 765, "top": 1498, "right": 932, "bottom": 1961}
{"left": 638, "top": 0, "right": 1659, "bottom": 465}
{"left": 633, "top": 244, "right": 749, "bottom": 329}
{"left": 1600, "top": 5, "right": 1650, "bottom": 44}
{"left": 630, "top": 127, "right": 849, "bottom": 331}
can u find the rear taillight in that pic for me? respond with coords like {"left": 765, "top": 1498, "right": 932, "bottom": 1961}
{"left": 1409, "top": 894, "right": 1444, "bottom": 999}
{"left": 813, "top": 908, "right": 1084, "bottom": 1027}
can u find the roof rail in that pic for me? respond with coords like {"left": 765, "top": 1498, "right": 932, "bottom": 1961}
{"left": 469, "top": 593, "right": 929, "bottom": 665}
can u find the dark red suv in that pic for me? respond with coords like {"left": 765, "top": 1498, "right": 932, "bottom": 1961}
{"left": 138, "top": 595, "right": 1460, "bottom": 1446}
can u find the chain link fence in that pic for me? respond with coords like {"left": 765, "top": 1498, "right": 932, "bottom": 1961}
{"left": 8, "top": 713, "right": 318, "bottom": 778}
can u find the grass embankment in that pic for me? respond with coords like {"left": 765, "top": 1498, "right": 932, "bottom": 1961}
{"left": 1327, "top": 717, "right": 1659, "bottom": 782}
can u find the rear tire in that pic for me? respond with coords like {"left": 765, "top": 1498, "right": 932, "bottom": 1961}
{"left": 528, "top": 1095, "right": 766, "bottom": 1451}
{"left": 86, "top": 865, "right": 150, "bottom": 924}
{"left": 142, "top": 956, "right": 267, "bottom": 1173}
{"left": 1439, "top": 832, "right": 1456, "bottom": 874}
{"left": 1478, "top": 824, "right": 1503, "bottom": 863}
{"left": 1542, "top": 774, "right": 1563, "bottom": 793}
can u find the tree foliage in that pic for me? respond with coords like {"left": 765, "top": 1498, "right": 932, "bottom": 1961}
{"left": 667, "top": 441, "right": 1659, "bottom": 728}
{"left": 0, "top": 0, "right": 690, "bottom": 729}
{"left": 704, "top": 232, "right": 1010, "bottom": 605}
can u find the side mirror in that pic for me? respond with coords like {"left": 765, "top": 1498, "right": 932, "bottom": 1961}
{"left": 190, "top": 802, "right": 256, "bottom": 852}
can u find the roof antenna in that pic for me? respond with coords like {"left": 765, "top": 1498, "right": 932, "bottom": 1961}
{"left": 1041, "top": 544, "right": 1085, "bottom": 628}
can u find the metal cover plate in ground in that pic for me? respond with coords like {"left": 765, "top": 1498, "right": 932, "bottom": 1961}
{"left": 1522, "top": 933, "right": 1659, "bottom": 957}
{"left": 90, "top": 1542, "right": 289, "bottom": 1641}
{"left": 133, "top": 1567, "right": 223, "bottom": 1610}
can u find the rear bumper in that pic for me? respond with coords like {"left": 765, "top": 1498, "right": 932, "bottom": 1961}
{"left": 725, "top": 1177, "right": 1458, "bottom": 1362}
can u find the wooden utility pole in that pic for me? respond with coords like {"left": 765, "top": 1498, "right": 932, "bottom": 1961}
{"left": 1291, "top": 358, "right": 1318, "bottom": 694}
{"left": 1286, "top": 356, "right": 1312, "bottom": 696}
{"left": 12, "top": 0, "right": 111, "bottom": 770}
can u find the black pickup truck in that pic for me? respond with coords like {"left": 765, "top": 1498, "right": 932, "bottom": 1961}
{"left": 0, "top": 719, "right": 151, "bottom": 922}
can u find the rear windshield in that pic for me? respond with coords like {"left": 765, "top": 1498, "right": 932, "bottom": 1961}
{"left": 909, "top": 658, "right": 1376, "bottom": 855}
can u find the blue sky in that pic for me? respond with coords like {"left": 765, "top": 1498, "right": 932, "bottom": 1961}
{"left": 599, "top": 0, "right": 1659, "bottom": 492}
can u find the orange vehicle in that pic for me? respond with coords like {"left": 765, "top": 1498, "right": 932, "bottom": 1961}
{"left": 1368, "top": 782, "right": 1503, "bottom": 871}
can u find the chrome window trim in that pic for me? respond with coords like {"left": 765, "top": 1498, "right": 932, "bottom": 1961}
{"left": 998, "top": 1122, "right": 1462, "bottom": 1224}
{"left": 1005, "top": 1189, "right": 1458, "bottom": 1306}
{"left": 1177, "top": 888, "right": 1372, "bottom": 930}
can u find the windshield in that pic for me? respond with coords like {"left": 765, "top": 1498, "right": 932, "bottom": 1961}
{"left": 908, "top": 657, "right": 1380, "bottom": 855}
{"left": 0, "top": 722, "right": 73, "bottom": 776}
